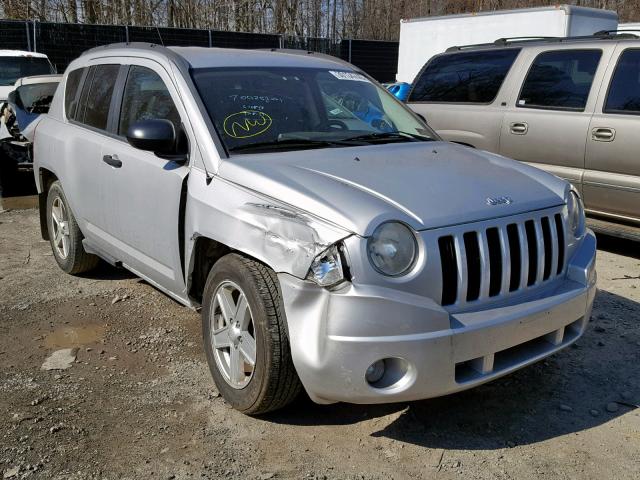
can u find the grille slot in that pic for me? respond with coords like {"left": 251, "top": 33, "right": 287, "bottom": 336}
{"left": 541, "top": 217, "right": 553, "bottom": 281}
{"left": 463, "top": 232, "right": 481, "bottom": 302}
{"left": 506, "top": 224, "right": 521, "bottom": 291}
{"left": 439, "top": 236, "right": 458, "bottom": 306}
{"left": 524, "top": 220, "right": 537, "bottom": 286}
{"left": 437, "top": 210, "right": 565, "bottom": 307}
{"left": 486, "top": 227, "right": 502, "bottom": 297}
{"left": 554, "top": 213, "right": 565, "bottom": 275}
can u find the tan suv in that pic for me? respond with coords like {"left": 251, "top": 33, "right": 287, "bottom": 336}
{"left": 407, "top": 32, "right": 640, "bottom": 240}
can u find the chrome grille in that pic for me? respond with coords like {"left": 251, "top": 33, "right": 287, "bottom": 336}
{"left": 439, "top": 211, "right": 566, "bottom": 307}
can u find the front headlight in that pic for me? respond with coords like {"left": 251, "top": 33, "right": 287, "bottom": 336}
{"left": 307, "top": 245, "right": 345, "bottom": 287}
{"left": 566, "top": 189, "right": 585, "bottom": 238}
{"left": 367, "top": 221, "right": 418, "bottom": 276}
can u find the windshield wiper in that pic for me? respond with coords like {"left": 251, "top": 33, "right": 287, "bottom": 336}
{"left": 342, "top": 131, "right": 433, "bottom": 143}
{"left": 228, "top": 138, "right": 356, "bottom": 153}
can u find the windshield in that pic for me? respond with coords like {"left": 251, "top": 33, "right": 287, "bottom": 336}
{"left": 0, "top": 57, "right": 54, "bottom": 86}
{"left": 12, "top": 82, "right": 59, "bottom": 113}
{"left": 191, "top": 67, "right": 436, "bottom": 153}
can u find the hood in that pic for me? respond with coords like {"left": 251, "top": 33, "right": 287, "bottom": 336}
{"left": 219, "top": 141, "right": 568, "bottom": 236}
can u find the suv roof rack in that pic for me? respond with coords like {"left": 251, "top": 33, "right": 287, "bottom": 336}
{"left": 446, "top": 31, "right": 640, "bottom": 52}
{"left": 260, "top": 47, "right": 356, "bottom": 68}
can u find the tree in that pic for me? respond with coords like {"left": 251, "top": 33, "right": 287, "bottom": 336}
{"left": 1, "top": 0, "right": 639, "bottom": 40}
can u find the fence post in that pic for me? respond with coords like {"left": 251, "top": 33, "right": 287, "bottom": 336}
{"left": 279, "top": 34, "right": 284, "bottom": 49}
{"left": 125, "top": 25, "right": 129, "bottom": 43}
{"left": 25, "top": 21, "right": 31, "bottom": 51}
{"left": 348, "top": 39, "right": 352, "bottom": 63}
{"left": 208, "top": 29, "right": 213, "bottom": 48}
{"left": 32, "top": 20, "right": 37, "bottom": 52}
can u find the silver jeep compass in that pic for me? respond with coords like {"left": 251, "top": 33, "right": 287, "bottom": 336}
{"left": 33, "top": 43, "right": 596, "bottom": 414}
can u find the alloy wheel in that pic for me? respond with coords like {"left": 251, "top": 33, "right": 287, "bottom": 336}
{"left": 51, "top": 196, "right": 70, "bottom": 259}
{"left": 209, "top": 280, "right": 257, "bottom": 389}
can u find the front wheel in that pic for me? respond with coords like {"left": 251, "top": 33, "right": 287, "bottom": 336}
{"left": 202, "top": 254, "right": 301, "bottom": 414}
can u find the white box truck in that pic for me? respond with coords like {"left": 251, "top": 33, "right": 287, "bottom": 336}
{"left": 620, "top": 22, "right": 640, "bottom": 31}
{"left": 397, "top": 5, "right": 618, "bottom": 83}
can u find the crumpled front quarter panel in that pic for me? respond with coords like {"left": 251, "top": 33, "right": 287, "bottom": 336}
{"left": 185, "top": 168, "right": 351, "bottom": 279}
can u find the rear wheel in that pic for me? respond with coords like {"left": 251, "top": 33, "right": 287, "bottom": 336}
{"left": 202, "top": 254, "right": 301, "bottom": 414}
{"left": 46, "top": 181, "right": 99, "bottom": 274}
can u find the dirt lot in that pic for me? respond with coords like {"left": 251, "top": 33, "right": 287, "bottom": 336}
{"left": 1, "top": 202, "right": 639, "bottom": 479}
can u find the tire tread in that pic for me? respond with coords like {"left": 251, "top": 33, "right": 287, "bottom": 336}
{"left": 238, "top": 256, "right": 302, "bottom": 414}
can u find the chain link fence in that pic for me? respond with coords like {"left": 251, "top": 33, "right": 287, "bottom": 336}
{"left": 0, "top": 19, "right": 399, "bottom": 82}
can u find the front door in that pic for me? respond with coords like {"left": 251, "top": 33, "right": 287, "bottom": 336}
{"left": 584, "top": 46, "right": 640, "bottom": 223}
{"left": 499, "top": 48, "right": 606, "bottom": 189}
{"left": 101, "top": 60, "right": 191, "bottom": 298}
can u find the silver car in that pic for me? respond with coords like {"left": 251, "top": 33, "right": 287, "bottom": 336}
{"left": 407, "top": 33, "right": 640, "bottom": 241}
{"left": 33, "top": 43, "right": 596, "bottom": 414}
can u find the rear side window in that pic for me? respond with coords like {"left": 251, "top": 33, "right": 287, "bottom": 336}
{"left": 409, "top": 49, "right": 520, "bottom": 103}
{"left": 64, "top": 68, "right": 84, "bottom": 120}
{"left": 605, "top": 49, "right": 640, "bottom": 114}
{"left": 81, "top": 64, "right": 120, "bottom": 130}
{"left": 518, "top": 50, "right": 601, "bottom": 111}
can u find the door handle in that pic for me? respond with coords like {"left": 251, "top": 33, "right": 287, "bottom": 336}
{"left": 592, "top": 127, "right": 615, "bottom": 142}
{"left": 510, "top": 122, "right": 528, "bottom": 135}
{"left": 102, "top": 154, "right": 122, "bottom": 168}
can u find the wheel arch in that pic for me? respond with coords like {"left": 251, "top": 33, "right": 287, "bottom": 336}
{"left": 38, "top": 168, "right": 59, "bottom": 241}
{"left": 187, "top": 235, "right": 284, "bottom": 306}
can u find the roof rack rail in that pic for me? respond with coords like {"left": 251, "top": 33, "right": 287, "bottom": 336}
{"left": 594, "top": 29, "right": 640, "bottom": 37}
{"left": 493, "top": 36, "right": 559, "bottom": 45}
{"left": 446, "top": 30, "right": 640, "bottom": 52}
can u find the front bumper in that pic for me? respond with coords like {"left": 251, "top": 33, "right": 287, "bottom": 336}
{"left": 279, "top": 230, "right": 597, "bottom": 404}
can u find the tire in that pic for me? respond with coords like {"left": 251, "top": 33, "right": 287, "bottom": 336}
{"left": 202, "top": 253, "right": 301, "bottom": 414}
{"left": 46, "top": 181, "right": 99, "bottom": 274}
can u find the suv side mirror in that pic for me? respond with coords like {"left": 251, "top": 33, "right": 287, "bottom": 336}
{"left": 126, "top": 119, "right": 176, "bottom": 155}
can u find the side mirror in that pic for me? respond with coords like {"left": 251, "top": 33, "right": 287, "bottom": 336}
{"left": 126, "top": 119, "right": 176, "bottom": 155}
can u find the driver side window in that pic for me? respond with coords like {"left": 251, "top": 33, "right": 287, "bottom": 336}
{"left": 118, "top": 65, "right": 181, "bottom": 136}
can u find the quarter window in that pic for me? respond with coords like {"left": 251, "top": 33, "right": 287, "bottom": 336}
{"left": 409, "top": 49, "right": 520, "bottom": 103}
{"left": 118, "top": 66, "right": 181, "bottom": 136}
{"left": 64, "top": 68, "right": 85, "bottom": 120}
{"left": 82, "top": 64, "right": 120, "bottom": 130}
{"left": 604, "top": 49, "right": 640, "bottom": 114}
{"left": 518, "top": 50, "right": 601, "bottom": 110}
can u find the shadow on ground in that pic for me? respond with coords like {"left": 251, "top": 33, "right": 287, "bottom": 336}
{"left": 265, "top": 288, "right": 638, "bottom": 450}
{"left": 596, "top": 233, "right": 640, "bottom": 260}
{"left": 77, "top": 261, "right": 137, "bottom": 281}
{"left": 1, "top": 168, "right": 37, "bottom": 198}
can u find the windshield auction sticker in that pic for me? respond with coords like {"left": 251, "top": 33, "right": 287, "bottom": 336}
{"left": 329, "top": 71, "right": 369, "bottom": 82}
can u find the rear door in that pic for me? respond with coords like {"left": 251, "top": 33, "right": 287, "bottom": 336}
{"left": 100, "top": 59, "right": 191, "bottom": 298}
{"left": 407, "top": 48, "right": 521, "bottom": 151}
{"left": 584, "top": 45, "right": 640, "bottom": 223}
{"left": 498, "top": 47, "right": 611, "bottom": 188}
{"left": 64, "top": 63, "right": 122, "bottom": 253}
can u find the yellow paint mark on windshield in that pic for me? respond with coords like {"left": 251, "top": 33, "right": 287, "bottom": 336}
{"left": 223, "top": 110, "right": 272, "bottom": 139}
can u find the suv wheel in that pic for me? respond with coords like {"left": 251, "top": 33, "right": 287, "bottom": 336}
{"left": 46, "top": 181, "right": 99, "bottom": 274}
{"left": 202, "top": 254, "right": 301, "bottom": 414}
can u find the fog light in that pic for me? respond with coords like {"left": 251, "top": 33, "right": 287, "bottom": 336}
{"left": 365, "top": 360, "right": 385, "bottom": 384}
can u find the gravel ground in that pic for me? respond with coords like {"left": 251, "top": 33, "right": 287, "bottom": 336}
{"left": 0, "top": 206, "right": 639, "bottom": 480}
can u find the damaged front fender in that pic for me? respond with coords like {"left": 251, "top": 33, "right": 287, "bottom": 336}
{"left": 185, "top": 168, "right": 353, "bottom": 284}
